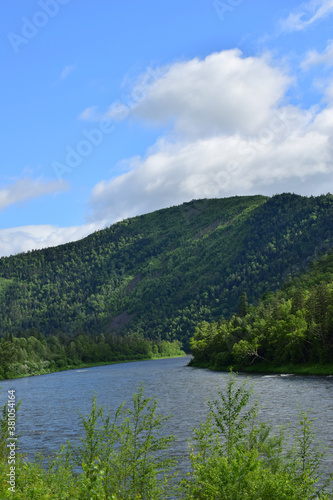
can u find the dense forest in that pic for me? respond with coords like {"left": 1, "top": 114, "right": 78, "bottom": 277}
{"left": 190, "top": 249, "right": 333, "bottom": 371}
{"left": 1, "top": 193, "right": 333, "bottom": 378}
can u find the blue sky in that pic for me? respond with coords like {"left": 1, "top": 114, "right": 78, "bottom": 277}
{"left": 1, "top": 0, "right": 333, "bottom": 256}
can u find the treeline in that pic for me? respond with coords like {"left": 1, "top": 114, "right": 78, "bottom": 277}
{"left": 190, "top": 250, "right": 333, "bottom": 370}
{"left": 1, "top": 194, "right": 333, "bottom": 351}
{"left": 1, "top": 376, "right": 332, "bottom": 499}
{"left": 0, "top": 329, "right": 185, "bottom": 379}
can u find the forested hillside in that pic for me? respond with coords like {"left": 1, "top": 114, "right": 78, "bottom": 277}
{"left": 0, "top": 193, "right": 333, "bottom": 371}
{"left": 190, "top": 249, "right": 333, "bottom": 371}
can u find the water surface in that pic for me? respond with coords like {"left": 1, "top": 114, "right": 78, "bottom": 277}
{"left": 1, "top": 357, "right": 332, "bottom": 475}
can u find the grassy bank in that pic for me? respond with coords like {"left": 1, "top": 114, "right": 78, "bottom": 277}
{"left": 242, "top": 362, "right": 333, "bottom": 376}
{"left": 188, "top": 360, "right": 333, "bottom": 376}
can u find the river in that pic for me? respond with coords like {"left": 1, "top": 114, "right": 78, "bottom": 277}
{"left": 0, "top": 356, "right": 332, "bottom": 477}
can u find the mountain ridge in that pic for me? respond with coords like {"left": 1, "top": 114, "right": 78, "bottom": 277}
{"left": 0, "top": 193, "right": 332, "bottom": 351}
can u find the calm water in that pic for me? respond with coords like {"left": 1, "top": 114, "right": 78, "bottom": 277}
{"left": 1, "top": 356, "right": 333, "bottom": 476}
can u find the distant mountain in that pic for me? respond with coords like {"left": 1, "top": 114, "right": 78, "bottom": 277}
{"left": 1, "top": 193, "right": 333, "bottom": 350}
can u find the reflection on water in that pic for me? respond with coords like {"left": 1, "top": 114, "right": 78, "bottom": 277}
{"left": 0, "top": 356, "right": 332, "bottom": 477}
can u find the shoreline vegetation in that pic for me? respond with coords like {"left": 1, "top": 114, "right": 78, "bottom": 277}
{"left": 1, "top": 374, "right": 332, "bottom": 499}
{"left": 4, "top": 352, "right": 332, "bottom": 383}
{"left": 188, "top": 251, "right": 333, "bottom": 375}
{"left": 1, "top": 353, "right": 188, "bottom": 381}
{"left": 188, "top": 360, "right": 333, "bottom": 376}
{"left": 0, "top": 326, "right": 186, "bottom": 381}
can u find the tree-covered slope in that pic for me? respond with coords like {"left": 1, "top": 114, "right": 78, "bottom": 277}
{"left": 190, "top": 249, "right": 333, "bottom": 371}
{"left": 0, "top": 193, "right": 333, "bottom": 349}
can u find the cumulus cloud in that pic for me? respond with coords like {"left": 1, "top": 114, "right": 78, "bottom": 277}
{"left": 0, "top": 178, "right": 68, "bottom": 212}
{"left": 80, "top": 51, "right": 290, "bottom": 137}
{"left": 280, "top": 0, "right": 333, "bottom": 32}
{"left": 0, "top": 223, "right": 100, "bottom": 258}
{"left": 132, "top": 50, "right": 291, "bottom": 137}
{"left": 301, "top": 40, "right": 333, "bottom": 69}
{"left": 87, "top": 50, "right": 333, "bottom": 224}
{"left": 88, "top": 107, "right": 333, "bottom": 222}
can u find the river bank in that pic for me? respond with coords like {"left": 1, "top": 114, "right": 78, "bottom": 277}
{"left": 188, "top": 360, "right": 333, "bottom": 376}
{"left": 0, "top": 353, "right": 187, "bottom": 381}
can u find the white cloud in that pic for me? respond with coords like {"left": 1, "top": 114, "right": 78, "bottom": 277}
{"left": 78, "top": 106, "right": 101, "bottom": 121}
{"left": 0, "top": 223, "right": 100, "bottom": 258}
{"left": 87, "top": 50, "right": 333, "bottom": 224}
{"left": 301, "top": 40, "right": 333, "bottom": 69}
{"left": 79, "top": 102, "right": 129, "bottom": 122}
{"left": 0, "top": 178, "right": 68, "bottom": 212}
{"left": 88, "top": 108, "right": 333, "bottom": 222}
{"left": 59, "top": 64, "right": 76, "bottom": 81}
{"left": 324, "top": 81, "right": 333, "bottom": 100}
{"left": 280, "top": 0, "right": 333, "bottom": 32}
{"left": 133, "top": 50, "right": 291, "bottom": 137}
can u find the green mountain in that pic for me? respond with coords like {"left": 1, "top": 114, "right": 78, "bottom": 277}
{"left": 1, "top": 192, "right": 333, "bottom": 355}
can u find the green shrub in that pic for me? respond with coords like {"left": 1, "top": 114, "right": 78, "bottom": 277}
{"left": 179, "top": 373, "right": 333, "bottom": 499}
{"left": 1, "top": 377, "right": 332, "bottom": 499}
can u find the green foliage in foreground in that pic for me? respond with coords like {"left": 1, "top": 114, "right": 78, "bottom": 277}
{"left": 1, "top": 375, "right": 332, "bottom": 499}
{"left": 181, "top": 376, "right": 332, "bottom": 500}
